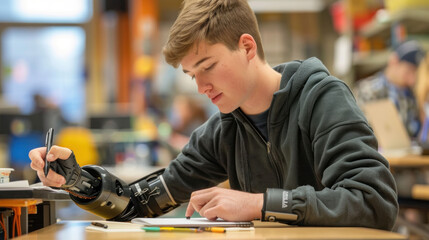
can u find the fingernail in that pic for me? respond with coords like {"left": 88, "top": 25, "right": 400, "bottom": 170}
{"left": 47, "top": 153, "right": 54, "bottom": 161}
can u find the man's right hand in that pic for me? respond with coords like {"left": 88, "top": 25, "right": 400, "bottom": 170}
{"left": 29, "top": 146, "right": 72, "bottom": 187}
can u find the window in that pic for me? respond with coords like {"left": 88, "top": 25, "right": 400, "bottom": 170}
{"left": 2, "top": 27, "right": 86, "bottom": 123}
{"left": 0, "top": 0, "right": 92, "bottom": 124}
{"left": 0, "top": 0, "right": 92, "bottom": 23}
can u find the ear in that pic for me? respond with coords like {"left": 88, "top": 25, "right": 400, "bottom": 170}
{"left": 238, "top": 34, "right": 257, "bottom": 61}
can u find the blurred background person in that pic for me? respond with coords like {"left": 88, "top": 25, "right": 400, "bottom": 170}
{"left": 354, "top": 40, "right": 426, "bottom": 139}
{"left": 168, "top": 95, "right": 208, "bottom": 150}
{"left": 355, "top": 40, "right": 427, "bottom": 226}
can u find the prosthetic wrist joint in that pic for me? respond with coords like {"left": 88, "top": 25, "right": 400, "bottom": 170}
{"left": 261, "top": 188, "right": 298, "bottom": 222}
{"left": 129, "top": 169, "right": 179, "bottom": 218}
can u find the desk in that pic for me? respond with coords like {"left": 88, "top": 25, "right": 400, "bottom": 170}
{"left": 385, "top": 154, "right": 429, "bottom": 238}
{"left": 0, "top": 188, "right": 70, "bottom": 238}
{"left": 387, "top": 154, "right": 429, "bottom": 168}
{"left": 385, "top": 155, "right": 429, "bottom": 201}
{"left": 11, "top": 221, "right": 406, "bottom": 240}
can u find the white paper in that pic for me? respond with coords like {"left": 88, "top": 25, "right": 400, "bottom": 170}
{"left": 86, "top": 222, "right": 144, "bottom": 232}
{"left": 29, "top": 182, "right": 68, "bottom": 193}
{"left": 0, "top": 180, "right": 29, "bottom": 188}
{"left": 224, "top": 227, "right": 255, "bottom": 232}
{"left": 131, "top": 217, "right": 253, "bottom": 228}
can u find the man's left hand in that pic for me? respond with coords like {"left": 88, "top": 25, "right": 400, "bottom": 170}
{"left": 185, "top": 187, "right": 263, "bottom": 221}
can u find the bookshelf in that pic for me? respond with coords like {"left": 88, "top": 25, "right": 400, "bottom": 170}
{"left": 350, "top": 8, "right": 429, "bottom": 84}
{"left": 359, "top": 8, "right": 429, "bottom": 39}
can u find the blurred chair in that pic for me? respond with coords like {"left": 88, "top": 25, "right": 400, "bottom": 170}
{"left": 56, "top": 127, "right": 99, "bottom": 166}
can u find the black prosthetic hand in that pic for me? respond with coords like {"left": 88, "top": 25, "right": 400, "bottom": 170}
{"left": 49, "top": 152, "right": 101, "bottom": 199}
{"left": 49, "top": 152, "right": 131, "bottom": 219}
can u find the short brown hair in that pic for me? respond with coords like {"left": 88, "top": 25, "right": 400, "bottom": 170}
{"left": 163, "top": 0, "right": 265, "bottom": 68}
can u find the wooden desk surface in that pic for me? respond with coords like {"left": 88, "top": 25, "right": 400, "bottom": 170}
{"left": 12, "top": 221, "right": 406, "bottom": 240}
{"left": 387, "top": 154, "right": 429, "bottom": 168}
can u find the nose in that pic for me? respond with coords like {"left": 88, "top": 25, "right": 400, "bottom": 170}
{"left": 195, "top": 75, "right": 212, "bottom": 95}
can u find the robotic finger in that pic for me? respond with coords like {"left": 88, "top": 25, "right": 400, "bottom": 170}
{"left": 49, "top": 152, "right": 101, "bottom": 199}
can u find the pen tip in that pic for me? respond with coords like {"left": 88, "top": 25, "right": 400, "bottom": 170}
{"left": 186, "top": 216, "right": 190, "bottom": 220}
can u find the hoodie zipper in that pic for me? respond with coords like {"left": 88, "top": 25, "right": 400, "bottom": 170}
{"left": 237, "top": 110, "right": 282, "bottom": 188}
{"left": 265, "top": 113, "right": 283, "bottom": 187}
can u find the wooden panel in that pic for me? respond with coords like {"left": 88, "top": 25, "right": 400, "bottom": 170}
{"left": 412, "top": 184, "right": 429, "bottom": 200}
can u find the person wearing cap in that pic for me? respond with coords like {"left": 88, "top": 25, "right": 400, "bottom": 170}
{"left": 355, "top": 41, "right": 427, "bottom": 226}
{"left": 354, "top": 40, "right": 425, "bottom": 138}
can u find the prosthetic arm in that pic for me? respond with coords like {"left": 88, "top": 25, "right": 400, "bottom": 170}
{"left": 50, "top": 152, "right": 179, "bottom": 221}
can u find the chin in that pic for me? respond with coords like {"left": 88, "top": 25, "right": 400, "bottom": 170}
{"left": 218, "top": 106, "right": 238, "bottom": 114}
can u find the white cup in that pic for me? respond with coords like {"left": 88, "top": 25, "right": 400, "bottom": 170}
{"left": 0, "top": 168, "right": 14, "bottom": 183}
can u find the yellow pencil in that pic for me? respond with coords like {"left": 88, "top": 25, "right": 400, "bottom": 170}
{"left": 200, "top": 227, "right": 226, "bottom": 233}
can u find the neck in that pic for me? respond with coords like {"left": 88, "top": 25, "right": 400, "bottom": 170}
{"left": 241, "top": 61, "right": 281, "bottom": 115}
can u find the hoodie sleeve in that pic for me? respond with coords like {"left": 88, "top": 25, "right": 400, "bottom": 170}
{"left": 291, "top": 78, "right": 398, "bottom": 230}
{"left": 161, "top": 113, "right": 229, "bottom": 203}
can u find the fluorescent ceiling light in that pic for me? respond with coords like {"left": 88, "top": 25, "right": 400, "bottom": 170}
{"left": 248, "top": 0, "right": 326, "bottom": 13}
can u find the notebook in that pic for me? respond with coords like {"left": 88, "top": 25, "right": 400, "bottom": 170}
{"left": 362, "top": 99, "right": 421, "bottom": 157}
{"left": 131, "top": 217, "right": 253, "bottom": 228}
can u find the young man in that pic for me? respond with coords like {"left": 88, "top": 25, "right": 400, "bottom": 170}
{"left": 29, "top": 0, "right": 398, "bottom": 230}
{"left": 354, "top": 40, "right": 425, "bottom": 138}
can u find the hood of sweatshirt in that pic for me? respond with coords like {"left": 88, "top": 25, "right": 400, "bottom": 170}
{"left": 270, "top": 57, "right": 330, "bottom": 123}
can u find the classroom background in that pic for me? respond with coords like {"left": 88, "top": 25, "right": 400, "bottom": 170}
{"left": 0, "top": 0, "right": 428, "bottom": 238}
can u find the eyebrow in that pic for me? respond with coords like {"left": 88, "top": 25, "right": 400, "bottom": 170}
{"left": 182, "top": 57, "right": 212, "bottom": 74}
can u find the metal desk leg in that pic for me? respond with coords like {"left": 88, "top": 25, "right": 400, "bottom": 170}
{"left": 21, "top": 207, "right": 28, "bottom": 235}
{"left": 43, "top": 201, "right": 56, "bottom": 226}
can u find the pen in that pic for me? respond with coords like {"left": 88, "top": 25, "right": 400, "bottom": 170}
{"left": 142, "top": 227, "right": 202, "bottom": 233}
{"left": 91, "top": 222, "right": 108, "bottom": 229}
{"left": 44, "top": 128, "right": 54, "bottom": 177}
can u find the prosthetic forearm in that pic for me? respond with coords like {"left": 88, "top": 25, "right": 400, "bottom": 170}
{"left": 50, "top": 152, "right": 179, "bottom": 221}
